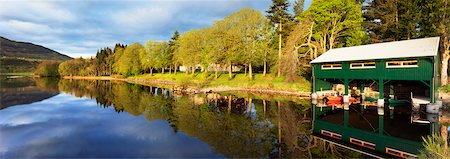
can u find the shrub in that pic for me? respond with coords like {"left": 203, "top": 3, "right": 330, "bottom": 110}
{"left": 34, "top": 60, "right": 60, "bottom": 77}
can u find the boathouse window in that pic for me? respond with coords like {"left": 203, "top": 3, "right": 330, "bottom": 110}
{"left": 321, "top": 63, "right": 342, "bottom": 70}
{"left": 350, "top": 62, "right": 376, "bottom": 69}
{"left": 386, "top": 60, "right": 418, "bottom": 68}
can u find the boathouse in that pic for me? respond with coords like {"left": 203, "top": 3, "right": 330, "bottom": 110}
{"left": 311, "top": 37, "right": 440, "bottom": 104}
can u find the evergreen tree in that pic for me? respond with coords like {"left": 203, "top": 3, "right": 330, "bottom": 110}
{"left": 266, "top": 0, "right": 295, "bottom": 77}
{"left": 293, "top": 0, "right": 305, "bottom": 19}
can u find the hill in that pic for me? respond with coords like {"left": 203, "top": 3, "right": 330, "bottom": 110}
{"left": 0, "top": 36, "right": 72, "bottom": 73}
{"left": 0, "top": 36, "right": 72, "bottom": 60}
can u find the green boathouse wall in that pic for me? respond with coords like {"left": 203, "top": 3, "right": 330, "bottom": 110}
{"left": 313, "top": 57, "right": 434, "bottom": 81}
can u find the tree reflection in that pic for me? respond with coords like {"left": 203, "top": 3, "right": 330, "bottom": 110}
{"left": 57, "top": 79, "right": 358, "bottom": 158}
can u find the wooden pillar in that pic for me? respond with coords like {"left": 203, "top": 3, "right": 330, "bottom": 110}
{"left": 378, "top": 115, "right": 384, "bottom": 135}
{"left": 430, "top": 80, "right": 434, "bottom": 103}
{"left": 344, "top": 78, "right": 349, "bottom": 95}
{"left": 344, "top": 110, "right": 349, "bottom": 127}
{"left": 379, "top": 79, "right": 384, "bottom": 99}
{"left": 389, "top": 85, "right": 394, "bottom": 99}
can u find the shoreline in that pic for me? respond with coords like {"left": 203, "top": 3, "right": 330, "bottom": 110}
{"left": 62, "top": 76, "right": 312, "bottom": 97}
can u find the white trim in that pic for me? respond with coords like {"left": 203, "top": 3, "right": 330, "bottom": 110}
{"left": 310, "top": 37, "right": 440, "bottom": 64}
{"left": 350, "top": 62, "right": 376, "bottom": 69}
{"left": 386, "top": 60, "right": 418, "bottom": 68}
{"left": 321, "top": 64, "right": 342, "bottom": 70}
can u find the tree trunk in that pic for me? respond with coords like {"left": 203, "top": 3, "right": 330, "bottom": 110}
{"left": 441, "top": 54, "right": 449, "bottom": 86}
{"left": 244, "top": 65, "right": 247, "bottom": 76}
{"left": 277, "top": 19, "right": 282, "bottom": 77}
{"left": 191, "top": 66, "right": 195, "bottom": 76}
{"left": 162, "top": 67, "right": 165, "bottom": 74}
{"left": 174, "top": 64, "right": 178, "bottom": 75}
{"left": 169, "top": 66, "right": 172, "bottom": 74}
{"left": 249, "top": 63, "right": 253, "bottom": 80}
{"left": 150, "top": 68, "right": 153, "bottom": 76}
{"left": 228, "top": 95, "right": 232, "bottom": 113}
{"left": 263, "top": 59, "right": 267, "bottom": 77}
{"left": 228, "top": 62, "right": 233, "bottom": 79}
{"left": 263, "top": 99, "right": 266, "bottom": 114}
{"left": 247, "top": 98, "right": 252, "bottom": 113}
{"left": 442, "top": 125, "right": 448, "bottom": 152}
{"left": 215, "top": 64, "right": 219, "bottom": 79}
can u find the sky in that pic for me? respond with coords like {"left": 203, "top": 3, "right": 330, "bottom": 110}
{"left": 0, "top": 0, "right": 312, "bottom": 58}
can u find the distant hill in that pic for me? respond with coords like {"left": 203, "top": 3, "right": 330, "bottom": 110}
{"left": 0, "top": 36, "right": 72, "bottom": 73}
{"left": 0, "top": 36, "right": 72, "bottom": 60}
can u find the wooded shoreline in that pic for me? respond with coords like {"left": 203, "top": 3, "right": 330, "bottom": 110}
{"left": 62, "top": 76, "right": 312, "bottom": 97}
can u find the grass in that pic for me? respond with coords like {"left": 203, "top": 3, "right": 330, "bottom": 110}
{"left": 129, "top": 72, "right": 311, "bottom": 92}
{"left": 419, "top": 134, "right": 449, "bottom": 159}
{"left": 0, "top": 72, "right": 33, "bottom": 76}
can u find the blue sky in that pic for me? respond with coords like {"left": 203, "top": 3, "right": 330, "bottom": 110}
{"left": 0, "top": 0, "right": 311, "bottom": 58}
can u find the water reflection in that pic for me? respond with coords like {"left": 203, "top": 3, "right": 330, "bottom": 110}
{"left": 0, "top": 78, "right": 361, "bottom": 158}
{"left": 0, "top": 76, "right": 59, "bottom": 109}
{"left": 312, "top": 99, "right": 441, "bottom": 158}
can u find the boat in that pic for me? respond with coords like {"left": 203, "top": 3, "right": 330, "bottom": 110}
{"left": 326, "top": 95, "right": 343, "bottom": 101}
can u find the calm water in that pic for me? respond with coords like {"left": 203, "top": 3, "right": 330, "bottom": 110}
{"left": 1, "top": 77, "right": 360, "bottom": 158}
{"left": 1, "top": 77, "right": 439, "bottom": 158}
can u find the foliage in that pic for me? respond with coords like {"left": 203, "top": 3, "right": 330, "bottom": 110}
{"left": 118, "top": 43, "right": 143, "bottom": 76}
{"left": 419, "top": 134, "right": 449, "bottom": 159}
{"left": 303, "top": 0, "right": 365, "bottom": 52}
{"left": 34, "top": 60, "right": 60, "bottom": 77}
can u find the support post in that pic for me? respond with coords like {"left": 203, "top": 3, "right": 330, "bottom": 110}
{"left": 379, "top": 79, "right": 384, "bottom": 99}
{"left": 344, "top": 78, "right": 349, "bottom": 95}
{"left": 344, "top": 110, "right": 349, "bottom": 127}
{"left": 378, "top": 115, "right": 384, "bottom": 135}
{"left": 430, "top": 80, "right": 434, "bottom": 103}
{"left": 378, "top": 79, "right": 385, "bottom": 107}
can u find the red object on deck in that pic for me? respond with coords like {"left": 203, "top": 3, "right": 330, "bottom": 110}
{"left": 326, "top": 95, "right": 342, "bottom": 101}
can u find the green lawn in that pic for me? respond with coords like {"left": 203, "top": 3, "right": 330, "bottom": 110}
{"left": 129, "top": 72, "right": 311, "bottom": 92}
{"left": 0, "top": 72, "right": 33, "bottom": 76}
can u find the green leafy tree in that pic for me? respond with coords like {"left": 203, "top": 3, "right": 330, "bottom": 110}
{"left": 303, "top": 0, "right": 365, "bottom": 53}
{"left": 118, "top": 43, "right": 143, "bottom": 76}
{"left": 175, "top": 29, "right": 203, "bottom": 75}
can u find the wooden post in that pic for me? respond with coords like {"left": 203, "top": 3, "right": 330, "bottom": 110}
{"left": 378, "top": 115, "right": 384, "bottom": 135}
{"left": 379, "top": 79, "right": 384, "bottom": 99}
{"left": 344, "top": 78, "right": 349, "bottom": 95}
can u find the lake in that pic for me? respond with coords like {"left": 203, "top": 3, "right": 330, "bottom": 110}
{"left": 1, "top": 77, "right": 360, "bottom": 158}
{"left": 0, "top": 77, "right": 440, "bottom": 158}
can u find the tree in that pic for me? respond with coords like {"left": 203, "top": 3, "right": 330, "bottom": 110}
{"left": 153, "top": 42, "right": 170, "bottom": 74}
{"left": 118, "top": 43, "right": 143, "bottom": 76}
{"left": 303, "top": 0, "right": 365, "bottom": 53}
{"left": 141, "top": 41, "right": 156, "bottom": 75}
{"left": 293, "top": 0, "right": 305, "bottom": 19}
{"left": 112, "top": 44, "right": 126, "bottom": 74}
{"left": 175, "top": 29, "right": 203, "bottom": 75}
{"left": 234, "top": 8, "right": 268, "bottom": 80}
{"left": 266, "top": 0, "right": 295, "bottom": 77}
{"left": 168, "top": 30, "right": 180, "bottom": 74}
{"left": 255, "top": 23, "right": 276, "bottom": 77}
{"left": 364, "top": 0, "right": 421, "bottom": 43}
{"left": 34, "top": 60, "right": 60, "bottom": 77}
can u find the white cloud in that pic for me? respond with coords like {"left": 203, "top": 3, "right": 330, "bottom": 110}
{"left": 0, "top": 0, "right": 273, "bottom": 58}
{"left": 0, "top": 1, "right": 77, "bottom": 23}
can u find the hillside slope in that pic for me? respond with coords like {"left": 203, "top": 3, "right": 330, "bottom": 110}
{"left": 0, "top": 36, "right": 72, "bottom": 60}
{"left": 0, "top": 36, "right": 72, "bottom": 73}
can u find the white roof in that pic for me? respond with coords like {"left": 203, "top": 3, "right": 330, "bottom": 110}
{"left": 310, "top": 37, "right": 440, "bottom": 63}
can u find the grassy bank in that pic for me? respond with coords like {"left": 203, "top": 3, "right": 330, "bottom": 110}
{"left": 0, "top": 72, "right": 33, "bottom": 76}
{"left": 128, "top": 72, "right": 311, "bottom": 93}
